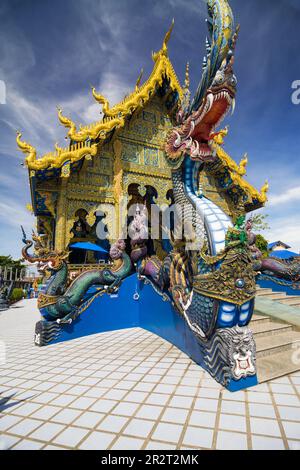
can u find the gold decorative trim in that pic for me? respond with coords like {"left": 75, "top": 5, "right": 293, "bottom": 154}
{"left": 194, "top": 250, "right": 257, "bottom": 306}
{"left": 52, "top": 24, "right": 181, "bottom": 148}
{"left": 211, "top": 131, "right": 269, "bottom": 204}
{"left": 17, "top": 131, "right": 98, "bottom": 172}
{"left": 38, "top": 293, "right": 60, "bottom": 309}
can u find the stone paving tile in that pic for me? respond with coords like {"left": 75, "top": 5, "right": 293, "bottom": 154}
{"left": 0, "top": 299, "right": 300, "bottom": 450}
{"left": 152, "top": 422, "right": 183, "bottom": 443}
{"left": 161, "top": 407, "right": 189, "bottom": 424}
{"left": 53, "top": 426, "right": 90, "bottom": 447}
{"left": 123, "top": 418, "right": 156, "bottom": 438}
{"left": 50, "top": 408, "right": 82, "bottom": 425}
{"left": 12, "top": 439, "right": 44, "bottom": 450}
{"left": 30, "top": 422, "right": 66, "bottom": 442}
{"left": 248, "top": 403, "right": 277, "bottom": 419}
{"left": 182, "top": 426, "right": 214, "bottom": 449}
{"left": 73, "top": 411, "right": 105, "bottom": 429}
{"left": 216, "top": 431, "right": 248, "bottom": 450}
{"left": 8, "top": 418, "right": 44, "bottom": 437}
{"left": 111, "top": 436, "right": 144, "bottom": 450}
{"left": 252, "top": 435, "right": 285, "bottom": 450}
{"left": 189, "top": 410, "right": 217, "bottom": 429}
{"left": 78, "top": 431, "right": 116, "bottom": 450}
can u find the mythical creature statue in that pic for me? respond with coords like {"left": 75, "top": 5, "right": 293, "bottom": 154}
{"left": 128, "top": 204, "right": 149, "bottom": 264}
{"left": 22, "top": 1, "right": 298, "bottom": 391}
{"left": 140, "top": 0, "right": 259, "bottom": 389}
{"left": 246, "top": 218, "right": 300, "bottom": 287}
{"left": 22, "top": 230, "right": 133, "bottom": 345}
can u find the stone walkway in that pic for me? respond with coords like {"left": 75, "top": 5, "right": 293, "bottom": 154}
{"left": 0, "top": 300, "right": 299, "bottom": 450}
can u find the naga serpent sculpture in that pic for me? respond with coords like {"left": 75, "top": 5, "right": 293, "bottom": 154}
{"left": 21, "top": 1, "right": 299, "bottom": 389}
{"left": 246, "top": 219, "right": 300, "bottom": 288}
{"left": 22, "top": 230, "right": 133, "bottom": 345}
{"left": 140, "top": 0, "right": 259, "bottom": 388}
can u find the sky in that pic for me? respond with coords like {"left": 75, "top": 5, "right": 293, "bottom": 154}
{"left": 0, "top": 0, "right": 300, "bottom": 259}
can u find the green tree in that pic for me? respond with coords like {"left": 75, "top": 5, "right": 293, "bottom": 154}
{"left": 255, "top": 234, "right": 269, "bottom": 258}
{"left": 250, "top": 214, "right": 270, "bottom": 232}
{"left": 0, "top": 256, "right": 26, "bottom": 277}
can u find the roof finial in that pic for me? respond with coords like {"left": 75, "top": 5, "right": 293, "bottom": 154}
{"left": 152, "top": 19, "right": 175, "bottom": 62}
{"left": 91, "top": 87, "right": 110, "bottom": 114}
{"left": 16, "top": 131, "right": 37, "bottom": 167}
{"left": 135, "top": 68, "right": 144, "bottom": 91}
{"left": 162, "top": 18, "right": 175, "bottom": 54}
{"left": 260, "top": 181, "right": 269, "bottom": 202}
{"left": 57, "top": 107, "right": 78, "bottom": 139}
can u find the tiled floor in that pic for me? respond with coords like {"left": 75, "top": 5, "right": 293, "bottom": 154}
{"left": 0, "top": 299, "right": 299, "bottom": 450}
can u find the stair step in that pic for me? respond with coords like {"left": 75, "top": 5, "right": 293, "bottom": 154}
{"left": 255, "top": 331, "right": 300, "bottom": 358}
{"left": 279, "top": 296, "right": 300, "bottom": 300}
{"left": 256, "top": 288, "right": 273, "bottom": 293}
{"left": 251, "top": 321, "right": 293, "bottom": 338}
{"left": 256, "top": 292, "right": 287, "bottom": 299}
{"left": 279, "top": 297, "right": 300, "bottom": 306}
{"left": 251, "top": 314, "right": 270, "bottom": 326}
{"left": 257, "top": 349, "right": 300, "bottom": 383}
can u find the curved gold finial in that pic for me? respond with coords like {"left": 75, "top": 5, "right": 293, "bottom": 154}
{"left": 163, "top": 18, "right": 175, "bottom": 53}
{"left": 54, "top": 142, "right": 63, "bottom": 154}
{"left": 57, "top": 107, "right": 78, "bottom": 139}
{"left": 16, "top": 131, "right": 37, "bottom": 167}
{"left": 238, "top": 153, "right": 248, "bottom": 176}
{"left": 135, "top": 69, "right": 144, "bottom": 91}
{"left": 213, "top": 126, "right": 229, "bottom": 145}
{"left": 260, "top": 180, "right": 269, "bottom": 202}
{"left": 152, "top": 19, "right": 175, "bottom": 62}
{"left": 91, "top": 87, "right": 110, "bottom": 114}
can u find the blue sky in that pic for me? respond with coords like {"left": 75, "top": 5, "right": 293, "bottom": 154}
{"left": 0, "top": 0, "right": 300, "bottom": 259}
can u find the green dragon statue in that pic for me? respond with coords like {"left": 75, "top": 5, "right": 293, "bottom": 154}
{"left": 22, "top": 229, "right": 132, "bottom": 345}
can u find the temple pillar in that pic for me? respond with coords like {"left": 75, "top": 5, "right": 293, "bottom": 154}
{"left": 113, "top": 139, "right": 124, "bottom": 242}
{"left": 55, "top": 180, "right": 68, "bottom": 251}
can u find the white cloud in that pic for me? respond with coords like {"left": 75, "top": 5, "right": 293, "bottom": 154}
{"left": 96, "top": 71, "right": 132, "bottom": 107}
{"left": 8, "top": 90, "right": 58, "bottom": 141}
{"left": 0, "top": 196, "right": 34, "bottom": 232}
{"left": 268, "top": 186, "right": 300, "bottom": 206}
{"left": 59, "top": 70, "right": 132, "bottom": 127}
{"left": 264, "top": 217, "right": 300, "bottom": 253}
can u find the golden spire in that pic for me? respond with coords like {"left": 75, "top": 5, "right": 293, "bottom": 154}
{"left": 16, "top": 131, "right": 37, "bottom": 167}
{"left": 57, "top": 107, "right": 79, "bottom": 139}
{"left": 152, "top": 19, "right": 175, "bottom": 62}
{"left": 238, "top": 153, "right": 248, "bottom": 176}
{"left": 162, "top": 18, "right": 175, "bottom": 54}
{"left": 135, "top": 68, "right": 144, "bottom": 91}
{"left": 213, "top": 126, "right": 229, "bottom": 145}
{"left": 260, "top": 180, "right": 269, "bottom": 202}
{"left": 91, "top": 87, "right": 110, "bottom": 114}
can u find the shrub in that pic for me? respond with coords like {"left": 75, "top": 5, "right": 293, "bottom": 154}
{"left": 255, "top": 234, "right": 269, "bottom": 258}
{"left": 10, "top": 288, "right": 25, "bottom": 303}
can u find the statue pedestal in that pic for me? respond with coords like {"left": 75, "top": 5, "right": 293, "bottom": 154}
{"left": 35, "top": 274, "right": 258, "bottom": 392}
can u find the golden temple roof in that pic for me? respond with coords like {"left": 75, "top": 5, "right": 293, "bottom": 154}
{"left": 17, "top": 131, "right": 98, "bottom": 174}
{"left": 211, "top": 129, "right": 268, "bottom": 205}
{"left": 16, "top": 21, "right": 268, "bottom": 207}
{"left": 17, "top": 22, "right": 183, "bottom": 174}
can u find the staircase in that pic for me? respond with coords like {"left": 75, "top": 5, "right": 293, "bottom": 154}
{"left": 251, "top": 313, "right": 300, "bottom": 383}
{"left": 256, "top": 287, "right": 300, "bottom": 308}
